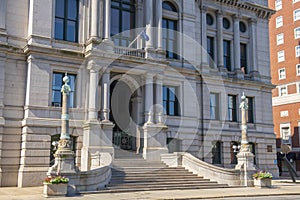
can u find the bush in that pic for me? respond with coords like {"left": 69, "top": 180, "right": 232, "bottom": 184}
{"left": 44, "top": 175, "right": 69, "bottom": 184}
{"left": 252, "top": 170, "right": 273, "bottom": 179}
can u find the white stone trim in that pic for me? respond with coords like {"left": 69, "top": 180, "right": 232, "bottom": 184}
{"left": 273, "top": 93, "right": 300, "bottom": 106}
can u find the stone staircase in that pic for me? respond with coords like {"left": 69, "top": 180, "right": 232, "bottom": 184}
{"left": 104, "top": 149, "right": 228, "bottom": 192}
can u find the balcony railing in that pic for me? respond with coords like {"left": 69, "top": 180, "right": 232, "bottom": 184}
{"left": 114, "top": 46, "right": 145, "bottom": 58}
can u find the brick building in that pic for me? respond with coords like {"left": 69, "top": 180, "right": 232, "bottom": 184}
{"left": 269, "top": 0, "right": 300, "bottom": 174}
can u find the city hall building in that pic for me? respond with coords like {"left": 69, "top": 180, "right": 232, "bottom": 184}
{"left": 0, "top": 0, "right": 278, "bottom": 187}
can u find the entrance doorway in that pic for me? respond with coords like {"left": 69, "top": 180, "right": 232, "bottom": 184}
{"left": 110, "top": 79, "right": 136, "bottom": 151}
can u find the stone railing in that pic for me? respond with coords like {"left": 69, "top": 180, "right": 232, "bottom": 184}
{"left": 161, "top": 152, "right": 241, "bottom": 186}
{"left": 114, "top": 46, "right": 145, "bottom": 58}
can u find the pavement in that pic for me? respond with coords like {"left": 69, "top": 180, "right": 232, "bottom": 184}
{"left": 0, "top": 179, "right": 300, "bottom": 200}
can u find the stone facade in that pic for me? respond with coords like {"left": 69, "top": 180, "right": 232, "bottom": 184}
{"left": 0, "top": 0, "right": 278, "bottom": 187}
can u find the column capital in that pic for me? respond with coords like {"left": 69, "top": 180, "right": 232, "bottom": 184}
{"left": 145, "top": 73, "right": 154, "bottom": 81}
{"left": 248, "top": 18, "right": 257, "bottom": 24}
{"left": 155, "top": 74, "right": 163, "bottom": 83}
{"left": 87, "top": 60, "right": 100, "bottom": 72}
{"left": 233, "top": 14, "right": 241, "bottom": 21}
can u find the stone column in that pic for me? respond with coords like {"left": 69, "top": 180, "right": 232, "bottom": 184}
{"left": 104, "top": 0, "right": 111, "bottom": 40}
{"left": 216, "top": 10, "right": 224, "bottom": 68}
{"left": 0, "top": 0, "right": 6, "bottom": 30}
{"left": 156, "top": 0, "right": 163, "bottom": 50}
{"left": 155, "top": 75, "right": 163, "bottom": 124}
{"left": 48, "top": 74, "right": 76, "bottom": 175}
{"left": 249, "top": 19, "right": 258, "bottom": 74}
{"left": 235, "top": 92, "right": 255, "bottom": 187}
{"left": 101, "top": 70, "right": 110, "bottom": 122}
{"left": 144, "top": 73, "right": 154, "bottom": 124}
{"left": 233, "top": 15, "right": 240, "bottom": 71}
{"left": 91, "top": 0, "right": 99, "bottom": 38}
{"left": 88, "top": 68, "right": 98, "bottom": 120}
{"left": 201, "top": 7, "right": 208, "bottom": 65}
{"left": 145, "top": 0, "right": 153, "bottom": 49}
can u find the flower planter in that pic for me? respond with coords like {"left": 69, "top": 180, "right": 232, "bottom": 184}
{"left": 253, "top": 178, "right": 272, "bottom": 188}
{"left": 43, "top": 183, "right": 68, "bottom": 197}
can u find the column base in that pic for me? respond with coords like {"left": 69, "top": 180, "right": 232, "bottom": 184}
{"left": 81, "top": 120, "right": 114, "bottom": 171}
{"left": 48, "top": 148, "right": 77, "bottom": 175}
{"left": 235, "top": 68, "right": 245, "bottom": 79}
{"left": 218, "top": 66, "right": 228, "bottom": 77}
{"left": 235, "top": 151, "right": 255, "bottom": 187}
{"left": 143, "top": 124, "right": 168, "bottom": 161}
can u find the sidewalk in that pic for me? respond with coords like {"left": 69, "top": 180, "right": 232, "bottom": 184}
{"left": 0, "top": 179, "right": 299, "bottom": 200}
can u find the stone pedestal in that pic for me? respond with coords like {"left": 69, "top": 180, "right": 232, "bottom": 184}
{"left": 143, "top": 124, "right": 168, "bottom": 161}
{"left": 43, "top": 183, "right": 68, "bottom": 197}
{"left": 254, "top": 178, "right": 272, "bottom": 188}
{"left": 235, "top": 150, "right": 255, "bottom": 187}
{"left": 81, "top": 120, "right": 114, "bottom": 171}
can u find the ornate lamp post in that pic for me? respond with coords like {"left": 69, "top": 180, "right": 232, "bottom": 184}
{"left": 235, "top": 92, "right": 255, "bottom": 186}
{"left": 48, "top": 73, "right": 76, "bottom": 174}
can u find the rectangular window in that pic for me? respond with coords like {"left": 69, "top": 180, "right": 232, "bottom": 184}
{"left": 278, "top": 68, "right": 286, "bottom": 79}
{"left": 276, "top": 16, "right": 283, "bottom": 28}
{"left": 52, "top": 72, "right": 76, "bottom": 108}
{"left": 223, "top": 40, "right": 231, "bottom": 71}
{"left": 55, "top": 0, "right": 78, "bottom": 42}
{"left": 277, "top": 33, "right": 284, "bottom": 45}
{"left": 275, "top": 0, "right": 282, "bottom": 11}
{"left": 279, "top": 86, "right": 288, "bottom": 96}
{"left": 210, "top": 93, "right": 219, "bottom": 120}
{"left": 163, "top": 18, "right": 178, "bottom": 59}
{"left": 277, "top": 50, "right": 285, "bottom": 62}
{"left": 297, "top": 64, "right": 300, "bottom": 75}
{"left": 296, "top": 45, "right": 300, "bottom": 57}
{"left": 212, "top": 141, "right": 222, "bottom": 164}
{"left": 246, "top": 97, "right": 254, "bottom": 123}
{"left": 240, "top": 43, "right": 247, "bottom": 73}
{"left": 295, "top": 27, "right": 300, "bottom": 39}
{"left": 228, "top": 95, "right": 237, "bottom": 122}
{"left": 163, "top": 86, "right": 179, "bottom": 116}
{"left": 207, "top": 36, "right": 214, "bottom": 61}
{"left": 295, "top": 9, "right": 300, "bottom": 21}
{"left": 281, "top": 126, "right": 291, "bottom": 144}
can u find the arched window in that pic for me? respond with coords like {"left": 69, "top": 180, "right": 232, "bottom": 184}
{"left": 162, "top": 1, "right": 178, "bottom": 59}
{"left": 111, "top": 0, "right": 135, "bottom": 47}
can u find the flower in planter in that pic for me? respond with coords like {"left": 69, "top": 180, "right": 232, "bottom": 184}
{"left": 252, "top": 170, "right": 273, "bottom": 179}
{"left": 44, "top": 175, "right": 69, "bottom": 184}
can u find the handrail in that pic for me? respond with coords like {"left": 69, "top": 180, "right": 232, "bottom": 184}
{"left": 161, "top": 152, "right": 242, "bottom": 186}
{"left": 114, "top": 46, "right": 145, "bottom": 58}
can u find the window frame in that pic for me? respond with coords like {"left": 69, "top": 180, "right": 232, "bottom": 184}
{"left": 280, "top": 124, "right": 291, "bottom": 145}
{"left": 54, "top": 0, "right": 79, "bottom": 42}
{"left": 223, "top": 40, "right": 231, "bottom": 71}
{"left": 246, "top": 96, "right": 254, "bottom": 123}
{"left": 110, "top": 0, "right": 136, "bottom": 47}
{"left": 212, "top": 141, "right": 222, "bottom": 165}
{"left": 275, "top": 0, "right": 282, "bottom": 11}
{"left": 228, "top": 95, "right": 237, "bottom": 122}
{"left": 240, "top": 43, "right": 247, "bottom": 73}
{"left": 296, "top": 64, "right": 300, "bottom": 76}
{"left": 278, "top": 85, "right": 288, "bottom": 96}
{"left": 276, "top": 16, "right": 283, "bottom": 28}
{"left": 276, "top": 33, "right": 284, "bottom": 45}
{"left": 277, "top": 50, "right": 285, "bottom": 62}
{"left": 294, "top": 9, "right": 300, "bottom": 21}
{"left": 163, "top": 85, "right": 179, "bottom": 116}
{"left": 295, "top": 27, "right": 300, "bottom": 39}
{"left": 210, "top": 93, "right": 220, "bottom": 120}
{"left": 52, "top": 72, "right": 76, "bottom": 108}
{"left": 278, "top": 68, "right": 286, "bottom": 80}
{"left": 296, "top": 45, "right": 300, "bottom": 57}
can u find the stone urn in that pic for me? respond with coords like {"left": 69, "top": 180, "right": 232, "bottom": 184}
{"left": 43, "top": 183, "right": 68, "bottom": 197}
{"left": 253, "top": 178, "right": 272, "bottom": 188}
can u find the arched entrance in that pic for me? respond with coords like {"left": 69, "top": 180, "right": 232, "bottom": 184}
{"left": 110, "top": 75, "right": 141, "bottom": 151}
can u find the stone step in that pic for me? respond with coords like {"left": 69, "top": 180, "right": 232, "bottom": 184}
{"left": 108, "top": 181, "right": 221, "bottom": 188}
{"left": 103, "top": 184, "right": 228, "bottom": 193}
{"left": 109, "top": 179, "right": 212, "bottom": 185}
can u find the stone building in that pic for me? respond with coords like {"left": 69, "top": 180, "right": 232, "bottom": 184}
{"left": 269, "top": 0, "right": 300, "bottom": 174}
{"left": 0, "top": 0, "right": 277, "bottom": 187}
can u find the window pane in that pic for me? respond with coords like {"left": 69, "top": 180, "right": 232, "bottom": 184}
{"left": 122, "top": 11, "right": 131, "bottom": 31}
{"left": 66, "top": 21, "right": 76, "bottom": 41}
{"left": 52, "top": 91, "right": 62, "bottom": 104}
{"left": 67, "top": 0, "right": 78, "bottom": 20}
{"left": 169, "top": 88, "right": 175, "bottom": 101}
{"left": 163, "top": 86, "right": 167, "bottom": 100}
{"left": 111, "top": 8, "right": 120, "bottom": 35}
{"left": 55, "top": 18, "right": 64, "bottom": 40}
{"left": 169, "top": 102, "right": 175, "bottom": 115}
{"left": 55, "top": 0, "right": 65, "bottom": 17}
